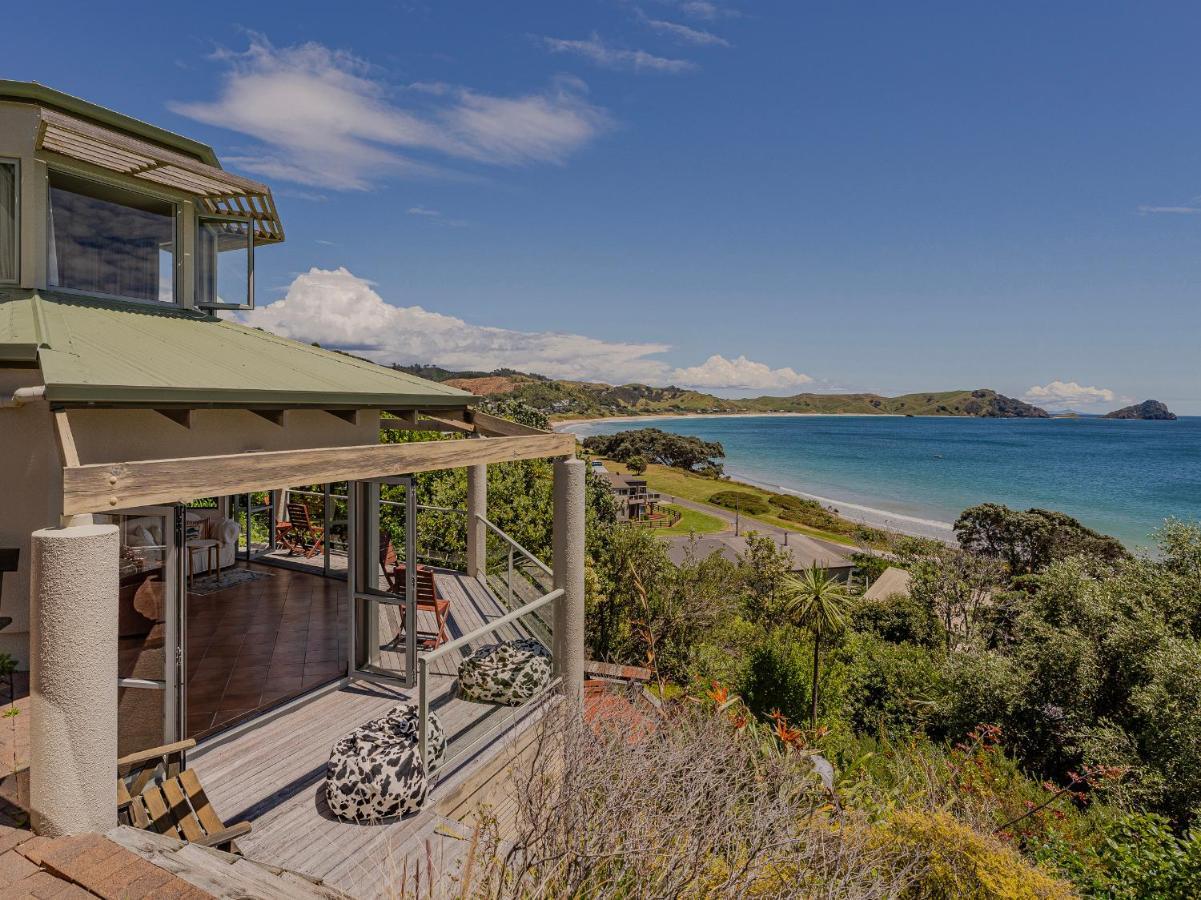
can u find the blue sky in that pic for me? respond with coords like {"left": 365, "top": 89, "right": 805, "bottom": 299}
{"left": 8, "top": 2, "right": 1201, "bottom": 411}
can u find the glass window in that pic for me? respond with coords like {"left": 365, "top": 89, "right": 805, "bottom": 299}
{"left": 196, "top": 217, "right": 252, "bottom": 307}
{"left": 47, "top": 171, "right": 175, "bottom": 303}
{"left": 0, "top": 162, "right": 16, "bottom": 283}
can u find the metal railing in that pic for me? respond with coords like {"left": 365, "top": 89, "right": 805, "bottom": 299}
{"left": 418, "top": 586, "right": 563, "bottom": 768}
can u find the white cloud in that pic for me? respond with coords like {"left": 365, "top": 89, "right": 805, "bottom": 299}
{"left": 1138, "top": 204, "right": 1201, "bottom": 215}
{"left": 637, "top": 11, "right": 730, "bottom": 46}
{"left": 240, "top": 267, "right": 811, "bottom": 391}
{"left": 171, "top": 36, "right": 610, "bottom": 189}
{"left": 669, "top": 355, "right": 812, "bottom": 391}
{"left": 670, "top": 0, "right": 738, "bottom": 20}
{"left": 540, "top": 34, "right": 696, "bottom": 73}
{"left": 1023, "top": 380, "right": 1117, "bottom": 409}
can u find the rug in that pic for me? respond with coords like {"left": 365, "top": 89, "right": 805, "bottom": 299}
{"left": 188, "top": 568, "right": 273, "bottom": 596}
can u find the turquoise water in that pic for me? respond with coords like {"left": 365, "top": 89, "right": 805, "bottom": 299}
{"left": 563, "top": 415, "right": 1201, "bottom": 549}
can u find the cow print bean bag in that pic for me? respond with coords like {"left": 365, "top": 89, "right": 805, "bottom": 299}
{"left": 324, "top": 703, "right": 446, "bottom": 821}
{"left": 457, "top": 638, "right": 553, "bottom": 706}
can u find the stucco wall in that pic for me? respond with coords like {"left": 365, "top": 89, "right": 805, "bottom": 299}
{"left": 0, "top": 373, "right": 61, "bottom": 664}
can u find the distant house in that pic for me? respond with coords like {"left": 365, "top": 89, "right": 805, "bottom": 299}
{"left": 603, "top": 472, "right": 662, "bottom": 522}
{"left": 863, "top": 566, "right": 913, "bottom": 601}
{"left": 664, "top": 532, "right": 854, "bottom": 581}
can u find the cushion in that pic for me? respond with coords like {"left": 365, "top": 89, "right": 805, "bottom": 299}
{"left": 214, "top": 517, "right": 241, "bottom": 546}
{"left": 324, "top": 703, "right": 446, "bottom": 821}
{"left": 457, "top": 638, "right": 553, "bottom": 706}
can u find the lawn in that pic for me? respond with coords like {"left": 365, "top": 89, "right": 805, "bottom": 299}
{"left": 597, "top": 459, "right": 865, "bottom": 547}
{"left": 651, "top": 503, "right": 726, "bottom": 536}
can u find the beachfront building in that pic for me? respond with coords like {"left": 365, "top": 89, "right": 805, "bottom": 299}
{"left": 0, "top": 81, "right": 587, "bottom": 896}
{"left": 602, "top": 472, "right": 662, "bottom": 522}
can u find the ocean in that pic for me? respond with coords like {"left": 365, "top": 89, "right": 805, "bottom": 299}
{"left": 562, "top": 415, "right": 1201, "bottom": 549}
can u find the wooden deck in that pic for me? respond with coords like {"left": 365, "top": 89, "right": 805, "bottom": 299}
{"left": 189, "top": 569, "right": 552, "bottom": 899}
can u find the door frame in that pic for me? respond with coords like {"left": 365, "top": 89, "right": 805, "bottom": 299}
{"left": 113, "top": 503, "right": 186, "bottom": 750}
{"left": 347, "top": 476, "right": 418, "bottom": 688}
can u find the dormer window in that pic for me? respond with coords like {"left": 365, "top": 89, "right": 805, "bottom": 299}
{"left": 47, "top": 170, "right": 176, "bottom": 304}
{"left": 196, "top": 216, "right": 253, "bottom": 309}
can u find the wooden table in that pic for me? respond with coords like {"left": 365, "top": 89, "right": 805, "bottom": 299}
{"left": 186, "top": 539, "right": 220, "bottom": 587}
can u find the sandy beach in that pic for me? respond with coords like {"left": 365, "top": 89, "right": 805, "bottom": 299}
{"left": 558, "top": 413, "right": 956, "bottom": 542}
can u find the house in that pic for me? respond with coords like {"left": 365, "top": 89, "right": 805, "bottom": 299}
{"left": 603, "top": 472, "right": 662, "bottom": 522}
{"left": 0, "top": 81, "right": 586, "bottom": 896}
{"left": 664, "top": 532, "right": 855, "bottom": 581}
{"left": 862, "top": 566, "right": 913, "bottom": 601}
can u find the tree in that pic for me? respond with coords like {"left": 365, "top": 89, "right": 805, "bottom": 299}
{"left": 626, "top": 454, "right": 648, "bottom": 475}
{"left": 782, "top": 563, "right": 853, "bottom": 727}
{"left": 953, "top": 503, "right": 1128, "bottom": 576}
{"left": 581, "top": 429, "right": 725, "bottom": 475}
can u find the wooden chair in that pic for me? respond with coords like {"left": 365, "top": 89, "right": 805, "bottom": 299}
{"left": 117, "top": 738, "right": 250, "bottom": 854}
{"left": 277, "top": 501, "right": 325, "bottom": 559}
{"left": 379, "top": 533, "right": 451, "bottom": 649}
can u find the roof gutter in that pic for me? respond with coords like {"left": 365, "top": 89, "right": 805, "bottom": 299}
{"left": 0, "top": 386, "right": 46, "bottom": 408}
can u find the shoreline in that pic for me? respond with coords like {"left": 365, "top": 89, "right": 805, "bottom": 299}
{"left": 552, "top": 410, "right": 910, "bottom": 428}
{"left": 558, "top": 415, "right": 957, "bottom": 543}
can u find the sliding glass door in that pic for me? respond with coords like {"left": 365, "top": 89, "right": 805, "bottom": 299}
{"left": 98, "top": 505, "right": 185, "bottom": 756}
{"left": 349, "top": 478, "right": 418, "bottom": 687}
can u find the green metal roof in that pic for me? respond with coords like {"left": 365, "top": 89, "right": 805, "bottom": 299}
{"left": 0, "top": 80, "right": 219, "bottom": 167}
{"left": 0, "top": 292, "right": 472, "bottom": 409}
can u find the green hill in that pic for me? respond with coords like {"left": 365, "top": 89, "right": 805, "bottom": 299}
{"left": 393, "top": 366, "right": 1049, "bottom": 420}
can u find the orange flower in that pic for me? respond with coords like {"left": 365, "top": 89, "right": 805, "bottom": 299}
{"left": 707, "top": 682, "right": 729, "bottom": 705}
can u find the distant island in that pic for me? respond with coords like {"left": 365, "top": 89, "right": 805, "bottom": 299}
{"left": 1104, "top": 399, "right": 1178, "bottom": 420}
{"left": 396, "top": 365, "right": 1052, "bottom": 420}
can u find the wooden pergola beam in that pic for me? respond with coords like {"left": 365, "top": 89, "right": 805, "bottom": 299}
{"left": 468, "top": 410, "right": 548, "bottom": 437}
{"left": 61, "top": 432, "right": 577, "bottom": 516}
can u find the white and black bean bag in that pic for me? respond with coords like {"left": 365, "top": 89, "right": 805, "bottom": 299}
{"left": 324, "top": 703, "right": 446, "bottom": 821}
{"left": 457, "top": 638, "right": 553, "bottom": 706}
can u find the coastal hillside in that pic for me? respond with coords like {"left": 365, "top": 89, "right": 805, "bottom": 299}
{"left": 395, "top": 365, "right": 1050, "bottom": 419}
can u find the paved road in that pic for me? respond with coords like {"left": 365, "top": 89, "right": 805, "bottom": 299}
{"left": 656, "top": 492, "right": 862, "bottom": 560}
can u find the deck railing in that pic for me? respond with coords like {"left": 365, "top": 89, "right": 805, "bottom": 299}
{"left": 417, "top": 586, "right": 563, "bottom": 770}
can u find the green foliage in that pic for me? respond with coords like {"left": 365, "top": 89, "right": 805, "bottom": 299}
{"left": 708, "top": 489, "right": 769, "bottom": 515}
{"left": 850, "top": 592, "right": 943, "bottom": 647}
{"left": 582, "top": 428, "right": 725, "bottom": 475}
{"left": 739, "top": 627, "right": 813, "bottom": 722}
{"left": 625, "top": 454, "right": 647, "bottom": 475}
{"left": 1081, "top": 813, "right": 1201, "bottom": 899}
{"left": 954, "top": 502, "right": 1129, "bottom": 576}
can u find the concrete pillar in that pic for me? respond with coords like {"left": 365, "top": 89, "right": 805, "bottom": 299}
{"left": 466, "top": 464, "right": 487, "bottom": 580}
{"left": 29, "top": 523, "right": 119, "bottom": 836}
{"left": 552, "top": 457, "right": 586, "bottom": 709}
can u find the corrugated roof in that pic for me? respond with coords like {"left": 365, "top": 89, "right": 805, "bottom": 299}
{"left": 0, "top": 291, "right": 472, "bottom": 409}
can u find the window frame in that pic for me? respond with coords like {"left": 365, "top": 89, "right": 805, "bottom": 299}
{"left": 44, "top": 166, "right": 181, "bottom": 307}
{"left": 194, "top": 212, "right": 255, "bottom": 311}
{"left": 0, "top": 157, "right": 19, "bottom": 285}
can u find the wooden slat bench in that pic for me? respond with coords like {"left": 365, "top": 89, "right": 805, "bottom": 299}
{"left": 117, "top": 738, "right": 251, "bottom": 853}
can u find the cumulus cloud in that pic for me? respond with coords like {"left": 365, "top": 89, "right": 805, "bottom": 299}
{"left": 669, "top": 355, "right": 812, "bottom": 391}
{"left": 1023, "top": 380, "right": 1117, "bottom": 409}
{"left": 171, "top": 36, "right": 610, "bottom": 189}
{"left": 239, "top": 267, "right": 810, "bottom": 391}
{"left": 540, "top": 34, "right": 696, "bottom": 73}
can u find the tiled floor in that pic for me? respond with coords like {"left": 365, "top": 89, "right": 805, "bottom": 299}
{"left": 184, "top": 562, "right": 347, "bottom": 738}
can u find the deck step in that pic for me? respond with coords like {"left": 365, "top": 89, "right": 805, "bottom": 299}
{"left": 106, "top": 825, "right": 352, "bottom": 899}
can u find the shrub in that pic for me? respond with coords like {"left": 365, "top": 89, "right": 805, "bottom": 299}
{"left": 851, "top": 592, "right": 943, "bottom": 647}
{"left": 882, "top": 809, "right": 1073, "bottom": 899}
{"left": 837, "top": 633, "right": 945, "bottom": 733}
{"left": 1082, "top": 813, "right": 1201, "bottom": 899}
{"left": 709, "top": 490, "right": 769, "bottom": 516}
{"left": 740, "top": 628, "right": 813, "bottom": 722}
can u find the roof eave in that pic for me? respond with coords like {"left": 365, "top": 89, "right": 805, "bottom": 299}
{"left": 43, "top": 384, "right": 473, "bottom": 410}
{"left": 0, "top": 80, "right": 219, "bottom": 167}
